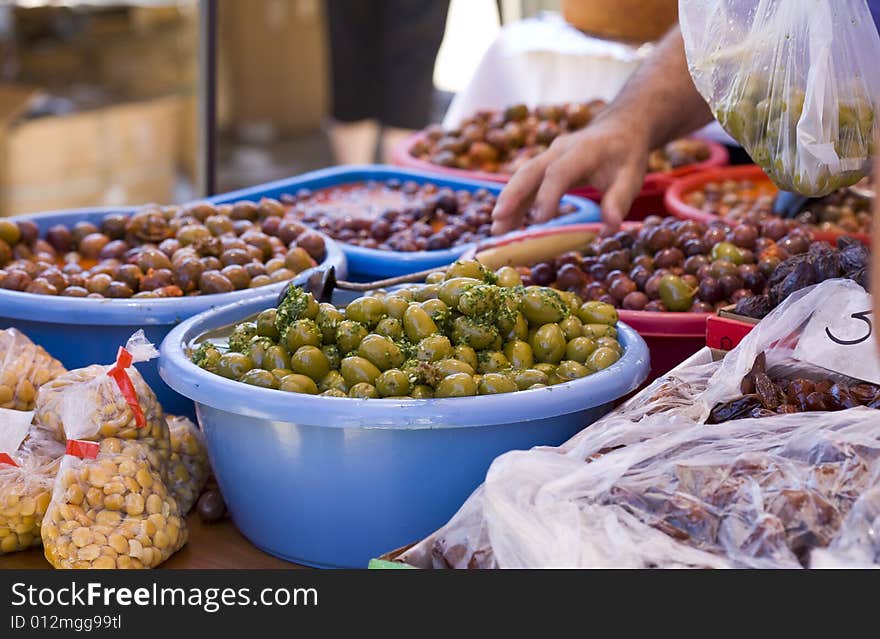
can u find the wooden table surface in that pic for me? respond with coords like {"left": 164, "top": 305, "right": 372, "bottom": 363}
{"left": 0, "top": 516, "right": 305, "bottom": 570}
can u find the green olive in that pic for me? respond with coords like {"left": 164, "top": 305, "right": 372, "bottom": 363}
{"left": 503, "top": 340, "right": 534, "bottom": 369}
{"left": 271, "top": 368, "right": 293, "bottom": 381}
{"left": 413, "top": 284, "right": 439, "bottom": 302}
{"left": 435, "top": 372, "right": 478, "bottom": 398}
{"left": 348, "top": 383, "right": 380, "bottom": 399}
{"left": 228, "top": 322, "right": 257, "bottom": 353}
{"left": 577, "top": 301, "right": 619, "bottom": 326}
{"left": 319, "top": 370, "right": 348, "bottom": 393}
{"left": 556, "top": 360, "right": 590, "bottom": 381}
{"left": 438, "top": 277, "right": 482, "bottom": 308}
{"left": 710, "top": 241, "right": 745, "bottom": 265}
{"left": 403, "top": 304, "right": 438, "bottom": 342}
{"left": 316, "top": 303, "right": 345, "bottom": 342}
{"left": 358, "top": 334, "right": 404, "bottom": 370}
{"left": 596, "top": 336, "right": 623, "bottom": 354}
{"left": 453, "top": 344, "right": 479, "bottom": 369}
{"left": 375, "top": 369, "right": 411, "bottom": 397}
{"left": 0, "top": 220, "right": 21, "bottom": 245}
{"left": 335, "top": 320, "right": 369, "bottom": 354}
{"left": 395, "top": 288, "right": 415, "bottom": 302}
{"left": 216, "top": 352, "right": 254, "bottom": 379}
{"left": 425, "top": 271, "right": 446, "bottom": 284}
{"left": 521, "top": 288, "right": 568, "bottom": 325}
{"left": 321, "top": 344, "right": 341, "bottom": 370}
{"left": 495, "top": 266, "right": 522, "bottom": 288}
{"left": 458, "top": 284, "right": 501, "bottom": 318}
{"left": 421, "top": 298, "right": 450, "bottom": 324}
{"left": 478, "top": 373, "right": 518, "bottom": 395}
{"left": 435, "top": 358, "right": 475, "bottom": 378}
{"left": 345, "top": 297, "right": 386, "bottom": 326}
{"left": 411, "top": 384, "right": 434, "bottom": 399}
{"left": 512, "top": 368, "right": 549, "bottom": 390}
{"left": 534, "top": 363, "right": 556, "bottom": 376}
{"left": 263, "top": 345, "right": 291, "bottom": 371}
{"left": 321, "top": 389, "right": 347, "bottom": 398}
{"left": 587, "top": 346, "right": 620, "bottom": 372}
{"left": 284, "top": 319, "right": 322, "bottom": 352}
{"left": 530, "top": 323, "right": 566, "bottom": 364}
{"left": 375, "top": 317, "right": 404, "bottom": 340}
{"left": 445, "top": 260, "right": 488, "bottom": 281}
{"left": 559, "top": 315, "right": 584, "bottom": 341}
{"left": 340, "top": 356, "right": 382, "bottom": 386}
{"left": 451, "top": 316, "right": 499, "bottom": 349}
{"left": 239, "top": 369, "right": 278, "bottom": 389}
{"left": 290, "top": 345, "right": 330, "bottom": 380}
{"left": 559, "top": 291, "right": 583, "bottom": 313}
{"left": 657, "top": 274, "right": 696, "bottom": 312}
{"left": 582, "top": 324, "right": 617, "bottom": 339}
{"left": 247, "top": 339, "right": 273, "bottom": 370}
{"left": 527, "top": 383, "right": 547, "bottom": 390}
{"left": 477, "top": 351, "right": 509, "bottom": 374}
{"left": 383, "top": 295, "right": 410, "bottom": 319}
{"left": 256, "top": 309, "right": 280, "bottom": 340}
{"left": 501, "top": 312, "right": 529, "bottom": 341}
{"left": 416, "top": 335, "right": 453, "bottom": 362}
{"left": 566, "top": 336, "right": 597, "bottom": 363}
{"left": 278, "top": 373, "right": 319, "bottom": 394}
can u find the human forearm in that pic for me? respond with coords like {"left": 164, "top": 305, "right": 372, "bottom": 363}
{"left": 601, "top": 27, "right": 713, "bottom": 149}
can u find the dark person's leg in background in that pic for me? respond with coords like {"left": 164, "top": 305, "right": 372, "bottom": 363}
{"left": 377, "top": 0, "right": 450, "bottom": 162}
{"left": 326, "top": 0, "right": 381, "bottom": 164}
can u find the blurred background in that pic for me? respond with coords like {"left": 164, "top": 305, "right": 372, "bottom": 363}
{"left": 0, "top": 0, "right": 679, "bottom": 216}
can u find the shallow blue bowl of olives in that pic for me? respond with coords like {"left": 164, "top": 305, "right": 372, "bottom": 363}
{"left": 158, "top": 292, "right": 651, "bottom": 568}
{"left": 0, "top": 207, "right": 347, "bottom": 416}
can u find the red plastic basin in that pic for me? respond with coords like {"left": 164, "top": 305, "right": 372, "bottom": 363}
{"left": 463, "top": 223, "right": 712, "bottom": 383}
{"left": 392, "top": 134, "right": 730, "bottom": 222}
{"left": 664, "top": 165, "right": 871, "bottom": 246}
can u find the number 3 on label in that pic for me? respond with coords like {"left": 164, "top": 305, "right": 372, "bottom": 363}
{"left": 825, "top": 309, "right": 873, "bottom": 345}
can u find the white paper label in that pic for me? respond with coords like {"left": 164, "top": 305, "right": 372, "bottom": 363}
{"left": 793, "top": 287, "right": 880, "bottom": 384}
{"left": 0, "top": 407, "right": 35, "bottom": 454}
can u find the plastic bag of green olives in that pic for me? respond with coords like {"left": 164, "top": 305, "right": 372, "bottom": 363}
{"left": 0, "top": 328, "right": 66, "bottom": 412}
{"left": 681, "top": 0, "right": 880, "bottom": 196}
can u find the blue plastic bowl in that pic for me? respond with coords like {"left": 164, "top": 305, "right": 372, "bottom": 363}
{"left": 159, "top": 293, "right": 650, "bottom": 568}
{"left": 0, "top": 207, "right": 347, "bottom": 416}
{"left": 209, "top": 164, "right": 601, "bottom": 281}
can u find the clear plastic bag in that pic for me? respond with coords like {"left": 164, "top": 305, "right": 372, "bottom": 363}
{"left": 166, "top": 415, "right": 210, "bottom": 514}
{"left": 0, "top": 328, "right": 66, "bottom": 411}
{"left": 680, "top": 0, "right": 880, "bottom": 196}
{"left": 0, "top": 408, "right": 60, "bottom": 555}
{"left": 398, "top": 279, "right": 880, "bottom": 568}
{"left": 33, "top": 332, "right": 169, "bottom": 456}
{"left": 41, "top": 439, "right": 188, "bottom": 569}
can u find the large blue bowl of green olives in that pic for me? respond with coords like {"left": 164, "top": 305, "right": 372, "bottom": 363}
{"left": 159, "top": 259, "right": 650, "bottom": 568}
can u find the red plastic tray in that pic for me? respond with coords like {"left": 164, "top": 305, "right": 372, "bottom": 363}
{"left": 392, "top": 134, "right": 730, "bottom": 222}
{"left": 664, "top": 164, "right": 871, "bottom": 246}
{"left": 464, "top": 223, "right": 714, "bottom": 382}
{"left": 705, "top": 314, "right": 756, "bottom": 351}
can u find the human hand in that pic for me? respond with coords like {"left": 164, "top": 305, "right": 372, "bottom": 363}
{"left": 491, "top": 114, "right": 651, "bottom": 234}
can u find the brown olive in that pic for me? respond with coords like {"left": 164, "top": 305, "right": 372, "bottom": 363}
{"left": 174, "top": 258, "right": 206, "bottom": 293}
{"left": 197, "top": 489, "right": 227, "bottom": 523}
{"left": 231, "top": 201, "right": 259, "bottom": 221}
{"left": 105, "top": 281, "right": 134, "bottom": 298}
{"left": 220, "top": 248, "right": 252, "bottom": 267}
{"left": 140, "top": 268, "right": 174, "bottom": 291}
{"left": 126, "top": 209, "right": 169, "bottom": 243}
{"left": 296, "top": 231, "right": 326, "bottom": 261}
{"left": 101, "top": 214, "right": 129, "bottom": 240}
{"left": 285, "top": 247, "right": 313, "bottom": 272}
{"left": 0, "top": 269, "right": 30, "bottom": 291}
{"left": 0, "top": 239, "right": 11, "bottom": 267}
{"left": 61, "top": 285, "right": 89, "bottom": 297}
{"left": 244, "top": 262, "right": 268, "bottom": 278}
{"left": 98, "top": 239, "right": 129, "bottom": 260}
{"left": 25, "top": 277, "right": 58, "bottom": 295}
{"left": 78, "top": 233, "right": 110, "bottom": 259}
{"left": 85, "top": 273, "right": 113, "bottom": 295}
{"left": 250, "top": 274, "right": 272, "bottom": 288}
{"left": 278, "top": 220, "right": 307, "bottom": 245}
{"left": 259, "top": 197, "right": 285, "bottom": 218}
{"left": 198, "top": 270, "right": 234, "bottom": 294}
{"left": 134, "top": 248, "right": 173, "bottom": 272}
{"left": 221, "top": 264, "right": 251, "bottom": 289}
{"left": 45, "top": 225, "right": 72, "bottom": 252}
{"left": 201, "top": 256, "right": 223, "bottom": 272}
{"left": 16, "top": 220, "right": 38, "bottom": 245}
{"left": 184, "top": 202, "right": 217, "bottom": 221}
{"left": 38, "top": 267, "right": 67, "bottom": 291}
{"left": 115, "top": 264, "right": 142, "bottom": 291}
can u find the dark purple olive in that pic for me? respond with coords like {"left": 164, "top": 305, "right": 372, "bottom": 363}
{"left": 530, "top": 262, "right": 556, "bottom": 286}
{"left": 622, "top": 291, "right": 649, "bottom": 310}
{"left": 698, "top": 277, "right": 725, "bottom": 303}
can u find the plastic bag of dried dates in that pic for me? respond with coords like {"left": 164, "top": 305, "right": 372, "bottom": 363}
{"left": 165, "top": 415, "right": 210, "bottom": 514}
{"left": 397, "top": 279, "right": 880, "bottom": 568}
{"left": 33, "top": 331, "right": 169, "bottom": 451}
{"left": 42, "top": 438, "right": 187, "bottom": 569}
{"left": 680, "top": 0, "right": 880, "bottom": 196}
{"left": 0, "top": 408, "right": 61, "bottom": 555}
{"left": 0, "top": 328, "right": 66, "bottom": 411}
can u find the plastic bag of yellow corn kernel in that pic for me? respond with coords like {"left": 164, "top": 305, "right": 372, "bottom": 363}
{"left": 0, "top": 328, "right": 66, "bottom": 411}
{"left": 42, "top": 439, "right": 188, "bottom": 569}
{"left": 166, "top": 416, "right": 209, "bottom": 514}
{"left": 0, "top": 408, "right": 60, "bottom": 555}
{"left": 33, "top": 331, "right": 169, "bottom": 450}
